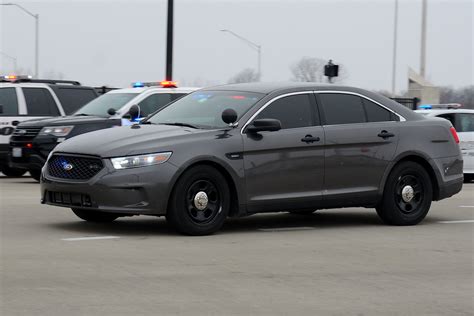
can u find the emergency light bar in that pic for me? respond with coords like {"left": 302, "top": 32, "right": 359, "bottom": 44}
{"left": 2, "top": 74, "right": 32, "bottom": 80}
{"left": 131, "top": 80, "right": 178, "bottom": 88}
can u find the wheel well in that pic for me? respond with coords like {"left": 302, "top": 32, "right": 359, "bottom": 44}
{"left": 393, "top": 155, "right": 440, "bottom": 200}
{"left": 168, "top": 161, "right": 240, "bottom": 217}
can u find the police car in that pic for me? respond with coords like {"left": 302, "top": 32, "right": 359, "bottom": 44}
{"left": 0, "top": 75, "right": 99, "bottom": 177}
{"left": 416, "top": 105, "right": 474, "bottom": 182}
{"left": 9, "top": 81, "right": 199, "bottom": 181}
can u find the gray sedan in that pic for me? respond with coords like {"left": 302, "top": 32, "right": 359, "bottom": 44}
{"left": 40, "top": 83, "right": 463, "bottom": 235}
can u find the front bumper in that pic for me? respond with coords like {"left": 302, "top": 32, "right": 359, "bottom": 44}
{"left": 41, "top": 158, "right": 178, "bottom": 215}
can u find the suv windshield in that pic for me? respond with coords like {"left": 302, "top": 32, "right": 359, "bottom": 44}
{"left": 146, "top": 91, "right": 264, "bottom": 128}
{"left": 74, "top": 93, "right": 137, "bottom": 117}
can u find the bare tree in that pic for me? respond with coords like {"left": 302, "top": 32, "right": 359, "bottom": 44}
{"left": 440, "top": 86, "right": 474, "bottom": 109}
{"left": 228, "top": 68, "right": 260, "bottom": 84}
{"left": 290, "top": 57, "right": 348, "bottom": 83}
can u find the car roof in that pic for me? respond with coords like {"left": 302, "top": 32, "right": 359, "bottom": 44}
{"left": 415, "top": 109, "right": 474, "bottom": 115}
{"left": 203, "top": 82, "right": 335, "bottom": 94}
{"left": 107, "top": 87, "right": 200, "bottom": 94}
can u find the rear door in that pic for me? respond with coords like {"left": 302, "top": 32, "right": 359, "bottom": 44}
{"left": 0, "top": 87, "right": 22, "bottom": 150}
{"left": 243, "top": 92, "right": 325, "bottom": 212}
{"left": 317, "top": 92, "right": 400, "bottom": 206}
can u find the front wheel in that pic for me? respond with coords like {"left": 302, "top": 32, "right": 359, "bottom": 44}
{"left": 0, "top": 165, "right": 26, "bottom": 177}
{"left": 376, "top": 161, "right": 433, "bottom": 225}
{"left": 166, "top": 165, "right": 230, "bottom": 235}
{"left": 71, "top": 208, "right": 119, "bottom": 223}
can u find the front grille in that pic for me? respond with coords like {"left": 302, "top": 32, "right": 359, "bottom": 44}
{"left": 11, "top": 127, "right": 41, "bottom": 140}
{"left": 48, "top": 155, "right": 104, "bottom": 180}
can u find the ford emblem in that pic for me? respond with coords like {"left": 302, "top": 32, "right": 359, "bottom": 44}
{"left": 63, "top": 163, "right": 74, "bottom": 171}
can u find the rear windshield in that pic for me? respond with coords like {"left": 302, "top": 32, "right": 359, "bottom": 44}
{"left": 55, "top": 88, "right": 98, "bottom": 114}
{"left": 74, "top": 93, "right": 137, "bottom": 117}
{"left": 147, "top": 91, "right": 264, "bottom": 129}
{"left": 0, "top": 87, "right": 18, "bottom": 116}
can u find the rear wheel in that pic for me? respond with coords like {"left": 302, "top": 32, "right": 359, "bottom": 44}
{"left": 376, "top": 161, "right": 432, "bottom": 225}
{"left": 166, "top": 165, "right": 230, "bottom": 235}
{"left": 71, "top": 208, "right": 119, "bottom": 223}
{"left": 0, "top": 165, "right": 26, "bottom": 177}
{"left": 28, "top": 169, "right": 41, "bottom": 182}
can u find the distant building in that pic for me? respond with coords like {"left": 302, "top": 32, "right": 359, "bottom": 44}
{"left": 408, "top": 67, "right": 440, "bottom": 105}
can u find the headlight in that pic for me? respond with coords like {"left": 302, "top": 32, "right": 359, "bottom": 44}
{"left": 110, "top": 152, "right": 172, "bottom": 170}
{"left": 39, "top": 126, "right": 74, "bottom": 137}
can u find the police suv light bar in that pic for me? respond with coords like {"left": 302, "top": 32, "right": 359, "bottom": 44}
{"left": 132, "top": 80, "right": 178, "bottom": 88}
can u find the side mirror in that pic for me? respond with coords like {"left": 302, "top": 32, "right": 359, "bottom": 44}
{"left": 222, "top": 108, "right": 238, "bottom": 125}
{"left": 246, "top": 119, "right": 282, "bottom": 133}
{"left": 107, "top": 108, "right": 117, "bottom": 116}
{"left": 127, "top": 105, "right": 140, "bottom": 121}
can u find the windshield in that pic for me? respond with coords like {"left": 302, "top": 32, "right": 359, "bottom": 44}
{"left": 146, "top": 91, "right": 264, "bottom": 128}
{"left": 74, "top": 93, "right": 137, "bottom": 116}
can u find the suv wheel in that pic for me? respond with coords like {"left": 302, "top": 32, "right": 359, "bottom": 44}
{"left": 376, "top": 161, "right": 433, "bottom": 225}
{"left": 28, "top": 169, "right": 41, "bottom": 182}
{"left": 71, "top": 208, "right": 119, "bottom": 222}
{"left": 0, "top": 165, "right": 26, "bottom": 177}
{"left": 166, "top": 165, "right": 230, "bottom": 235}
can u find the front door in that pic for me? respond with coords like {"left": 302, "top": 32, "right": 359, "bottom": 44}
{"left": 243, "top": 92, "right": 325, "bottom": 213}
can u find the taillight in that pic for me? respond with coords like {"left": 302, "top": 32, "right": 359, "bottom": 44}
{"left": 450, "top": 127, "right": 460, "bottom": 144}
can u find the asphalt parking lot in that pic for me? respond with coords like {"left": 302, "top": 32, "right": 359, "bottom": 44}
{"left": 1, "top": 175, "right": 473, "bottom": 316}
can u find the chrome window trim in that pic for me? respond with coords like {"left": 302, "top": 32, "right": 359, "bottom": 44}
{"left": 240, "top": 91, "right": 315, "bottom": 134}
{"left": 314, "top": 90, "right": 406, "bottom": 123}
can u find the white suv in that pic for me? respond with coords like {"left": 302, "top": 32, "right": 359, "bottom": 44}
{"left": 416, "top": 108, "right": 474, "bottom": 182}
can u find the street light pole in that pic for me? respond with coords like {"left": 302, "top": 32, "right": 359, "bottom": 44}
{"left": 220, "top": 29, "right": 261, "bottom": 79}
{"left": 0, "top": 51, "right": 18, "bottom": 72}
{"left": 1, "top": 3, "right": 39, "bottom": 78}
{"left": 391, "top": 0, "right": 399, "bottom": 97}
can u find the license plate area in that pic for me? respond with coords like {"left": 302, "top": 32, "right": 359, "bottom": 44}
{"left": 12, "top": 147, "right": 22, "bottom": 157}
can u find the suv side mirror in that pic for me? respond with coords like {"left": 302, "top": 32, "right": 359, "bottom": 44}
{"left": 125, "top": 105, "right": 140, "bottom": 121}
{"left": 246, "top": 119, "right": 282, "bottom": 133}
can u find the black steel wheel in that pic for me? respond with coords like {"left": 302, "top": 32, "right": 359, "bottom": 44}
{"left": 167, "top": 165, "right": 230, "bottom": 235}
{"left": 71, "top": 208, "right": 119, "bottom": 223}
{"left": 376, "top": 161, "right": 433, "bottom": 225}
{"left": 0, "top": 165, "right": 26, "bottom": 177}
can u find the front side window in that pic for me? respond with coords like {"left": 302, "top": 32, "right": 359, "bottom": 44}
{"left": 147, "top": 91, "right": 264, "bottom": 129}
{"left": 74, "top": 93, "right": 138, "bottom": 117}
{"left": 54, "top": 88, "right": 98, "bottom": 114}
{"left": 0, "top": 88, "right": 19, "bottom": 116}
{"left": 23, "top": 88, "right": 60, "bottom": 116}
{"left": 255, "top": 94, "right": 315, "bottom": 129}
{"left": 319, "top": 93, "right": 366, "bottom": 125}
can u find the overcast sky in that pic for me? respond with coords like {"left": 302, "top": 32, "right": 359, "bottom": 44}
{"left": 0, "top": 0, "right": 472, "bottom": 93}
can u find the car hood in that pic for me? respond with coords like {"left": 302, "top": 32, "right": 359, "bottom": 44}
{"left": 53, "top": 124, "right": 214, "bottom": 158}
{"left": 17, "top": 115, "right": 112, "bottom": 127}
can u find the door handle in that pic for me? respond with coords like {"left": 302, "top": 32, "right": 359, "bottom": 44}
{"left": 301, "top": 135, "right": 320, "bottom": 143}
{"left": 377, "top": 130, "right": 395, "bottom": 139}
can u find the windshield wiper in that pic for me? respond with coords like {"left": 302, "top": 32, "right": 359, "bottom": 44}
{"left": 160, "top": 122, "right": 200, "bottom": 129}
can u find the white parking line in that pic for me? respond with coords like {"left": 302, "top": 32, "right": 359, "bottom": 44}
{"left": 437, "top": 220, "right": 474, "bottom": 224}
{"left": 61, "top": 236, "right": 120, "bottom": 241}
{"left": 258, "top": 227, "right": 314, "bottom": 232}
{"left": 459, "top": 205, "right": 474, "bottom": 208}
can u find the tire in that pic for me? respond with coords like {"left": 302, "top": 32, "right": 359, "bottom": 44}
{"left": 71, "top": 208, "right": 119, "bottom": 223}
{"left": 376, "top": 161, "right": 433, "bottom": 226}
{"left": 464, "top": 174, "right": 473, "bottom": 183}
{"left": 28, "top": 169, "right": 41, "bottom": 182}
{"left": 0, "top": 165, "right": 26, "bottom": 177}
{"left": 166, "top": 165, "right": 230, "bottom": 235}
{"left": 288, "top": 210, "right": 317, "bottom": 215}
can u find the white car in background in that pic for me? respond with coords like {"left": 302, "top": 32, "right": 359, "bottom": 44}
{"left": 416, "top": 108, "right": 474, "bottom": 182}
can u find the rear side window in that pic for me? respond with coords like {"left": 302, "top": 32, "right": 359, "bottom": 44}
{"left": 256, "top": 94, "right": 315, "bottom": 129}
{"left": 362, "top": 98, "right": 394, "bottom": 122}
{"left": 454, "top": 113, "right": 474, "bottom": 132}
{"left": 319, "top": 93, "right": 366, "bottom": 125}
{"left": 54, "top": 88, "right": 97, "bottom": 114}
{"left": 23, "top": 88, "right": 60, "bottom": 116}
{"left": 0, "top": 88, "right": 19, "bottom": 116}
